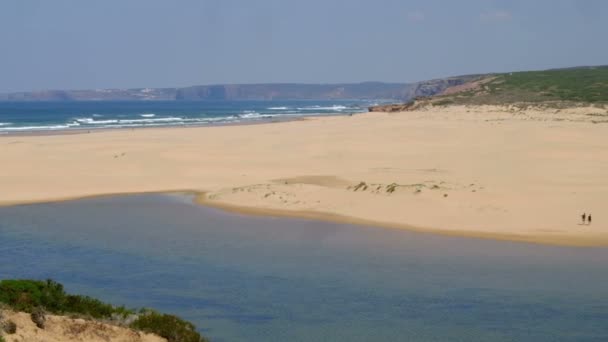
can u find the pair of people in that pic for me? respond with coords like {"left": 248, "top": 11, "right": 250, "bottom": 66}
{"left": 582, "top": 213, "right": 592, "bottom": 225}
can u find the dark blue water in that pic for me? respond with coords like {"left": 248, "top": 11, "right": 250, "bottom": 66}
{"left": 0, "top": 100, "right": 373, "bottom": 132}
{"left": 1, "top": 194, "right": 607, "bottom": 341}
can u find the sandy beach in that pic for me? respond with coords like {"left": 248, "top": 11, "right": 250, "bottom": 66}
{"left": 1, "top": 104, "right": 607, "bottom": 246}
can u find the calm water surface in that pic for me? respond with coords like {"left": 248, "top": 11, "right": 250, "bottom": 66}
{"left": 1, "top": 194, "right": 607, "bottom": 341}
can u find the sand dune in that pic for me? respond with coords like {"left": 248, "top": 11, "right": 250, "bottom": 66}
{"left": 1, "top": 104, "right": 607, "bottom": 246}
{"left": 1, "top": 310, "right": 165, "bottom": 342}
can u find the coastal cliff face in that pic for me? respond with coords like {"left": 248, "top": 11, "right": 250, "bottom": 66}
{"left": 5, "top": 66, "right": 603, "bottom": 103}
{"left": 368, "top": 76, "right": 481, "bottom": 112}
{"left": 0, "top": 77, "right": 476, "bottom": 102}
{"left": 174, "top": 82, "right": 414, "bottom": 100}
{"left": 401, "top": 76, "right": 480, "bottom": 100}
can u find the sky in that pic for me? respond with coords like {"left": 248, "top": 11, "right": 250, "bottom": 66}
{"left": 0, "top": 0, "right": 606, "bottom": 92}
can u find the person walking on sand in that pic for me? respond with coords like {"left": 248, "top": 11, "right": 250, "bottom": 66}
{"left": 582, "top": 213, "right": 587, "bottom": 224}
{"left": 588, "top": 214, "right": 592, "bottom": 225}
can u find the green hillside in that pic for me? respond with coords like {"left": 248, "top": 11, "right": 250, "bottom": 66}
{"left": 435, "top": 65, "right": 608, "bottom": 105}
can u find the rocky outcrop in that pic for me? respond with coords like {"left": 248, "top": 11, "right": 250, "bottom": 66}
{"left": 368, "top": 75, "right": 481, "bottom": 112}
{"left": 403, "top": 76, "right": 481, "bottom": 100}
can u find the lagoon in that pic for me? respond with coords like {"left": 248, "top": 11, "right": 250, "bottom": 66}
{"left": 1, "top": 194, "right": 607, "bottom": 341}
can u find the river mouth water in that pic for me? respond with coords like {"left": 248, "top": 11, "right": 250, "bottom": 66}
{"left": 1, "top": 193, "right": 607, "bottom": 341}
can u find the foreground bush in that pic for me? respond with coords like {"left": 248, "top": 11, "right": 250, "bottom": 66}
{"left": 0, "top": 279, "right": 208, "bottom": 341}
{"left": 0, "top": 279, "right": 125, "bottom": 318}
{"left": 131, "top": 310, "right": 208, "bottom": 342}
{"left": 2, "top": 320, "right": 17, "bottom": 334}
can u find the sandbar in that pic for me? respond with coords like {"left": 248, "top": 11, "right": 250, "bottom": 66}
{"left": 1, "top": 104, "right": 607, "bottom": 246}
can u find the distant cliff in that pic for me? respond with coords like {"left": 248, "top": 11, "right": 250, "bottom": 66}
{"left": 0, "top": 77, "right": 476, "bottom": 102}
{"left": 174, "top": 82, "right": 412, "bottom": 100}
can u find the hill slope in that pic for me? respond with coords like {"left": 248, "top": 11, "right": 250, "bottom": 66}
{"left": 370, "top": 65, "right": 608, "bottom": 112}
{"left": 428, "top": 65, "right": 608, "bottom": 106}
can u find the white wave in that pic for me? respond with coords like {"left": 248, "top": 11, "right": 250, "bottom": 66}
{"left": 75, "top": 116, "right": 185, "bottom": 125}
{"left": 194, "top": 116, "right": 238, "bottom": 122}
{"left": 239, "top": 112, "right": 274, "bottom": 119}
{"left": 297, "top": 105, "right": 348, "bottom": 111}
{"left": 1, "top": 110, "right": 332, "bottom": 132}
{"left": 140, "top": 113, "right": 156, "bottom": 117}
{"left": 239, "top": 112, "right": 311, "bottom": 120}
{"left": 75, "top": 118, "right": 119, "bottom": 124}
{"left": 267, "top": 106, "right": 289, "bottom": 110}
{"left": 82, "top": 116, "right": 241, "bottom": 129}
{"left": 239, "top": 112, "right": 328, "bottom": 120}
{"left": 0, "top": 122, "right": 11, "bottom": 126}
{"left": 118, "top": 117, "right": 184, "bottom": 124}
{"left": 0, "top": 122, "right": 80, "bottom": 131}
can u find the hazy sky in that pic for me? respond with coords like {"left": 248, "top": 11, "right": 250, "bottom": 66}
{"left": 1, "top": 0, "right": 606, "bottom": 92}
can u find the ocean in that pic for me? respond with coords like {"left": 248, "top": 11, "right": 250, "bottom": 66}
{"left": 0, "top": 100, "right": 374, "bottom": 133}
{"left": 1, "top": 194, "right": 607, "bottom": 341}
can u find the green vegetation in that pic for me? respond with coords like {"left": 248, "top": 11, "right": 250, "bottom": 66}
{"left": 432, "top": 99, "right": 455, "bottom": 106}
{"left": 0, "top": 279, "right": 208, "bottom": 342}
{"left": 433, "top": 66, "right": 608, "bottom": 105}
{"left": 488, "top": 66, "right": 608, "bottom": 102}
{"left": 0, "top": 279, "right": 127, "bottom": 318}
{"left": 3, "top": 321, "right": 16, "bottom": 334}
{"left": 132, "top": 310, "right": 209, "bottom": 342}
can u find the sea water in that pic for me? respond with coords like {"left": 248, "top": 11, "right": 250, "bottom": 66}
{"left": 0, "top": 100, "right": 372, "bottom": 132}
{"left": 0, "top": 194, "right": 607, "bottom": 341}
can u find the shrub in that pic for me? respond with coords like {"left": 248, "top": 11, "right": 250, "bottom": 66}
{"left": 31, "top": 308, "right": 46, "bottom": 329}
{"left": 433, "top": 99, "right": 455, "bottom": 106}
{"left": 0, "top": 279, "right": 65, "bottom": 313}
{"left": 0, "top": 279, "right": 131, "bottom": 319}
{"left": 131, "top": 311, "right": 208, "bottom": 342}
{"left": 2, "top": 320, "right": 17, "bottom": 334}
{"left": 0, "top": 279, "right": 208, "bottom": 341}
{"left": 64, "top": 294, "right": 118, "bottom": 319}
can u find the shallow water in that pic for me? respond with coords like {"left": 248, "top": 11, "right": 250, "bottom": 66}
{"left": 1, "top": 194, "right": 607, "bottom": 341}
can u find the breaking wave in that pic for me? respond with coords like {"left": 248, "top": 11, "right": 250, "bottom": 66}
{"left": 0, "top": 101, "right": 368, "bottom": 132}
{"left": 297, "top": 105, "right": 349, "bottom": 111}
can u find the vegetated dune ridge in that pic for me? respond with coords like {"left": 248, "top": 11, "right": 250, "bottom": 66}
{"left": 1, "top": 310, "right": 166, "bottom": 342}
{"left": 0, "top": 100, "right": 607, "bottom": 246}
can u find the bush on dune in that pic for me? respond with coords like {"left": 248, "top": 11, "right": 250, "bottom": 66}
{"left": 0, "top": 279, "right": 124, "bottom": 318}
{"left": 131, "top": 310, "right": 209, "bottom": 342}
{"left": 0, "top": 279, "right": 208, "bottom": 342}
